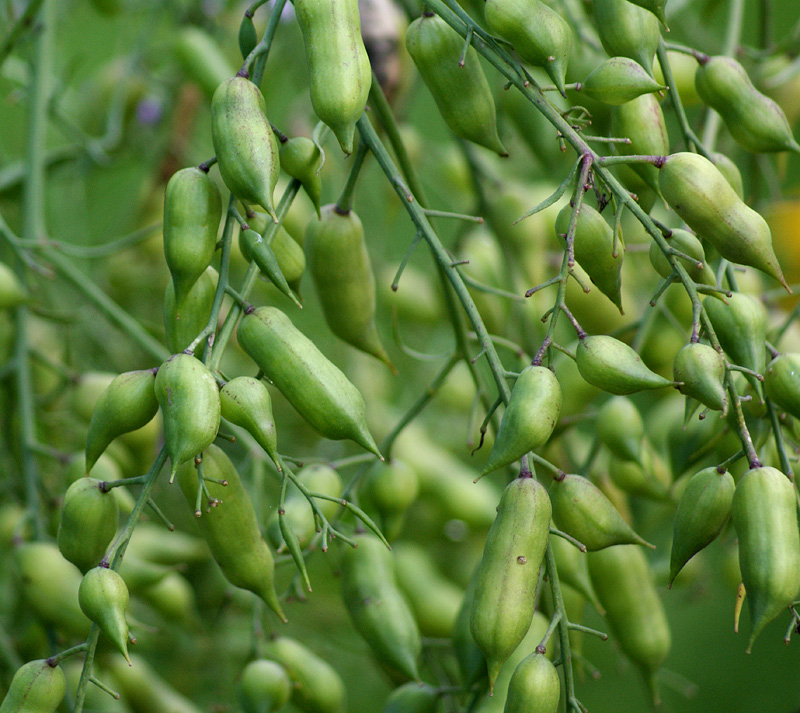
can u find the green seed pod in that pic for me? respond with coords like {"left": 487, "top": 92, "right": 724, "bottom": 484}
{"left": 238, "top": 14, "right": 258, "bottom": 59}
{"left": 481, "top": 366, "right": 561, "bottom": 476}
{"left": 608, "top": 449, "right": 671, "bottom": 500}
{"left": 406, "top": 13, "right": 507, "bottom": 155}
{"left": 139, "top": 571, "right": 198, "bottom": 628}
{"left": 294, "top": 0, "right": 371, "bottom": 154}
{"left": 84, "top": 369, "right": 159, "bottom": 474}
{"left": 154, "top": 353, "right": 221, "bottom": 481}
{"left": 383, "top": 682, "right": 439, "bottom": 713}
{"left": 710, "top": 151, "right": 744, "bottom": 198}
{"left": 627, "top": 0, "right": 668, "bottom": 27}
{"left": 244, "top": 214, "right": 306, "bottom": 289}
{"left": 125, "top": 522, "right": 209, "bottom": 566}
{"left": 452, "top": 565, "right": 487, "bottom": 687}
{"left": 78, "top": 566, "right": 131, "bottom": 662}
{"left": 503, "top": 653, "right": 560, "bottom": 713}
{"left": 581, "top": 57, "right": 666, "bottom": 105}
{"left": 0, "top": 262, "right": 27, "bottom": 310}
{"left": 220, "top": 376, "right": 280, "bottom": 466}
{"left": 239, "top": 228, "right": 302, "bottom": 307}
{"left": 162, "top": 167, "right": 222, "bottom": 305}
{"left": 176, "top": 444, "right": 285, "bottom": 621}
{"left": 732, "top": 466, "right": 800, "bottom": 651}
{"left": 588, "top": 545, "right": 671, "bottom": 704}
{"left": 306, "top": 205, "right": 392, "bottom": 366}
{"left": 238, "top": 660, "right": 292, "bottom": 713}
{"left": 361, "top": 458, "right": 419, "bottom": 541}
{"left": 0, "top": 659, "right": 66, "bottom": 713}
{"left": 703, "top": 292, "right": 767, "bottom": 376}
{"left": 696, "top": 56, "right": 800, "bottom": 154}
{"left": 555, "top": 204, "right": 624, "bottom": 312}
{"left": 648, "top": 228, "right": 717, "bottom": 286}
{"left": 549, "top": 474, "right": 652, "bottom": 550}
{"left": 57, "top": 477, "right": 119, "bottom": 573}
{"left": 340, "top": 534, "right": 421, "bottom": 681}
{"left": 211, "top": 76, "right": 280, "bottom": 220}
{"left": 593, "top": 0, "right": 661, "bottom": 76}
{"left": 596, "top": 396, "right": 644, "bottom": 463}
{"left": 470, "top": 476, "right": 551, "bottom": 692}
{"left": 765, "top": 353, "right": 800, "bottom": 418}
{"left": 673, "top": 342, "right": 728, "bottom": 414}
{"left": 237, "top": 306, "right": 381, "bottom": 456}
{"left": 611, "top": 93, "right": 669, "bottom": 194}
{"left": 163, "top": 267, "right": 218, "bottom": 355}
{"left": 669, "top": 466, "right": 735, "bottom": 587}
{"left": 549, "top": 535, "right": 605, "bottom": 614}
{"left": 117, "top": 555, "right": 170, "bottom": 594}
{"left": 261, "top": 637, "right": 346, "bottom": 713}
{"left": 659, "top": 153, "right": 788, "bottom": 289}
{"left": 173, "top": 27, "right": 236, "bottom": 99}
{"left": 279, "top": 137, "right": 322, "bottom": 216}
{"left": 109, "top": 654, "right": 203, "bottom": 713}
{"left": 576, "top": 335, "right": 676, "bottom": 394}
{"left": 484, "top": 0, "right": 572, "bottom": 95}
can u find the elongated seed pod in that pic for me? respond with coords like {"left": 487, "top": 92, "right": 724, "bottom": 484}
{"left": 238, "top": 660, "right": 292, "bottom": 713}
{"left": 550, "top": 535, "right": 605, "bottom": 613}
{"left": 78, "top": 567, "right": 131, "bottom": 662}
{"left": 504, "top": 653, "right": 560, "bottom": 713}
{"left": 581, "top": 57, "right": 665, "bottom": 105}
{"left": 163, "top": 267, "right": 218, "bottom": 355}
{"left": 648, "top": 228, "right": 717, "bottom": 286}
{"left": 627, "top": 0, "right": 668, "bottom": 27}
{"left": 593, "top": 0, "right": 661, "bottom": 76}
{"left": 239, "top": 228, "right": 302, "bottom": 307}
{"left": 220, "top": 376, "right": 280, "bottom": 466}
{"left": 279, "top": 137, "right": 322, "bottom": 216}
{"left": 596, "top": 396, "right": 644, "bottom": 463}
{"left": 361, "top": 458, "right": 419, "bottom": 541}
{"left": 0, "top": 659, "right": 66, "bottom": 713}
{"left": 703, "top": 293, "right": 767, "bottom": 377}
{"left": 765, "top": 353, "right": 800, "bottom": 419}
{"left": 245, "top": 214, "right": 306, "bottom": 288}
{"left": 611, "top": 93, "right": 669, "bottom": 194}
{"left": 673, "top": 343, "right": 728, "bottom": 414}
{"left": 174, "top": 27, "right": 236, "bottom": 99}
{"left": 109, "top": 654, "right": 203, "bottom": 713}
{"left": 383, "top": 683, "right": 439, "bottom": 713}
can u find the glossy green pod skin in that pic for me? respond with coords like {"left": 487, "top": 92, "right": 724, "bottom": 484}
{"left": 669, "top": 466, "right": 734, "bottom": 587}
{"left": 238, "top": 15, "right": 258, "bottom": 59}
{"left": 549, "top": 474, "right": 652, "bottom": 550}
{"left": 593, "top": 0, "right": 660, "bottom": 76}
{"left": 549, "top": 535, "right": 605, "bottom": 614}
{"left": 139, "top": 571, "right": 198, "bottom": 627}
{"left": 239, "top": 228, "right": 302, "bottom": 307}
{"left": 84, "top": 369, "right": 159, "bottom": 473}
{"left": 294, "top": 0, "right": 371, "bottom": 154}
{"left": 306, "top": 205, "right": 391, "bottom": 366}
{"left": 261, "top": 637, "right": 346, "bottom": 713}
{"left": 279, "top": 137, "right": 322, "bottom": 216}
{"left": 78, "top": 566, "right": 131, "bottom": 662}
{"left": 503, "top": 654, "right": 560, "bottom": 713}
{"left": 340, "top": 534, "right": 421, "bottom": 681}
{"left": 711, "top": 151, "right": 744, "bottom": 198}
{"left": 240, "top": 217, "right": 306, "bottom": 287}
{"left": 0, "top": 659, "right": 66, "bottom": 713}
{"left": 581, "top": 57, "right": 665, "bottom": 105}
{"left": 406, "top": 14, "right": 507, "bottom": 155}
{"left": 659, "top": 153, "right": 788, "bottom": 289}
{"left": 109, "top": 654, "right": 202, "bottom": 713}
{"left": 765, "top": 353, "right": 800, "bottom": 418}
{"left": 608, "top": 449, "right": 671, "bottom": 501}
{"left": 611, "top": 93, "right": 669, "bottom": 194}
{"left": 484, "top": 0, "right": 572, "bottom": 95}
{"left": 237, "top": 306, "right": 381, "bottom": 456}
{"left": 220, "top": 376, "right": 280, "bottom": 466}
{"left": 174, "top": 27, "right": 236, "bottom": 99}
{"left": 673, "top": 342, "right": 728, "bottom": 414}
{"left": 588, "top": 545, "right": 671, "bottom": 704}
{"left": 0, "top": 262, "right": 27, "bottom": 309}
{"left": 627, "top": 0, "right": 668, "bottom": 27}
{"left": 470, "top": 476, "right": 551, "bottom": 692}
{"left": 238, "top": 660, "right": 292, "bottom": 713}
{"left": 481, "top": 366, "right": 561, "bottom": 476}
{"left": 732, "top": 466, "right": 800, "bottom": 651}
{"left": 125, "top": 522, "right": 209, "bottom": 566}
{"left": 576, "top": 335, "right": 676, "bottom": 395}
{"left": 211, "top": 76, "right": 280, "bottom": 220}
{"left": 696, "top": 56, "right": 800, "bottom": 154}
{"left": 555, "top": 204, "right": 623, "bottom": 312}
{"left": 361, "top": 458, "right": 419, "bottom": 541}
{"left": 383, "top": 683, "right": 439, "bottom": 713}
{"left": 648, "top": 228, "right": 717, "bottom": 286}
{"left": 163, "top": 267, "right": 218, "bottom": 354}
{"left": 596, "top": 396, "right": 644, "bottom": 463}
{"left": 162, "top": 167, "right": 221, "bottom": 304}
{"left": 703, "top": 292, "right": 767, "bottom": 376}
{"left": 57, "top": 477, "right": 119, "bottom": 573}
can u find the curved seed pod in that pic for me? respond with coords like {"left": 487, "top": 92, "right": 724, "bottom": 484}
{"left": 504, "top": 653, "right": 560, "bottom": 713}
{"left": 648, "top": 228, "right": 717, "bottom": 286}
{"left": 596, "top": 396, "right": 644, "bottom": 463}
{"left": 57, "top": 477, "right": 119, "bottom": 573}
{"left": 576, "top": 335, "right": 676, "bottom": 395}
{"left": 481, "top": 366, "right": 562, "bottom": 476}
{"left": 0, "top": 262, "right": 27, "bottom": 309}
{"left": 659, "top": 153, "right": 788, "bottom": 289}
{"left": 555, "top": 204, "right": 623, "bottom": 312}
{"left": 174, "top": 27, "right": 236, "bottom": 99}
{"left": 452, "top": 565, "right": 487, "bottom": 687}
{"left": 549, "top": 535, "right": 605, "bottom": 614}
{"left": 85, "top": 369, "right": 159, "bottom": 473}
{"left": 361, "top": 458, "right": 419, "bottom": 541}
{"left": 109, "top": 654, "right": 203, "bottom": 713}
{"left": 627, "top": 0, "right": 668, "bottom": 27}
{"left": 220, "top": 376, "right": 279, "bottom": 466}
{"left": 244, "top": 214, "right": 306, "bottom": 289}
{"left": 669, "top": 466, "right": 734, "bottom": 587}
{"left": 238, "top": 15, "right": 258, "bottom": 59}
{"left": 383, "top": 683, "right": 439, "bottom": 713}
{"left": 176, "top": 444, "right": 284, "bottom": 620}
{"left": 239, "top": 228, "right": 302, "bottom": 307}
{"left": 711, "top": 151, "right": 744, "bottom": 198}
{"left": 581, "top": 57, "right": 666, "bottom": 105}
{"left": 237, "top": 306, "right": 381, "bottom": 456}
{"left": 154, "top": 353, "right": 221, "bottom": 481}
{"left": 593, "top": 0, "right": 661, "bottom": 76}
{"left": 164, "top": 267, "right": 218, "bottom": 355}
{"left": 238, "top": 660, "right": 292, "bottom": 713}
{"left": 484, "top": 0, "right": 572, "bottom": 95}
{"left": 470, "top": 476, "right": 551, "bottom": 692}
{"left": 78, "top": 567, "right": 131, "bottom": 662}
{"left": 262, "top": 637, "right": 346, "bottom": 713}
{"left": 162, "top": 167, "right": 221, "bottom": 305}
{"left": 732, "top": 466, "right": 800, "bottom": 651}
{"left": 588, "top": 545, "right": 671, "bottom": 704}
{"left": 306, "top": 205, "right": 392, "bottom": 366}
{"left": 703, "top": 292, "right": 767, "bottom": 376}
{"left": 294, "top": 0, "right": 371, "bottom": 154}
{"left": 696, "top": 56, "right": 800, "bottom": 154}
{"left": 765, "top": 353, "right": 800, "bottom": 418}
{"left": 211, "top": 76, "right": 280, "bottom": 220}
{"left": 279, "top": 137, "right": 322, "bottom": 216}
{"left": 611, "top": 93, "right": 669, "bottom": 194}
{"left": 673, "top": 342, "right": 728, "bottom": 414}
{"left": 340, "top": 534, "right": 422, "bottom": 681}
{"left": 406, "top": 13, "right": 507, "bottom": 155}
{"left": 608, "top": 449, "right": 671, "bottom": 501}
{"left": 0, "top": 659, "right": 66, "bottom": 713}
{"left": 549, "top": 474, "right": 652, "bottom": 550}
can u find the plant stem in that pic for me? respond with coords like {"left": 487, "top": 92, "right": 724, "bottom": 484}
{"left": 335, "top": 139, "right": 369, "bottom": 214}
{"left": 0, "top": 0, "right": 45, "bottom": 71}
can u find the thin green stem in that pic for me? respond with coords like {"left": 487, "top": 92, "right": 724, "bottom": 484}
{"left": 0, "top": 0, "right": 46, "bottom": 71}
{"left": 246, "top": 0, "right": 288, "bottom": 85}
{"left": 335, "top": 139, "right": 369, "bottom": 214}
